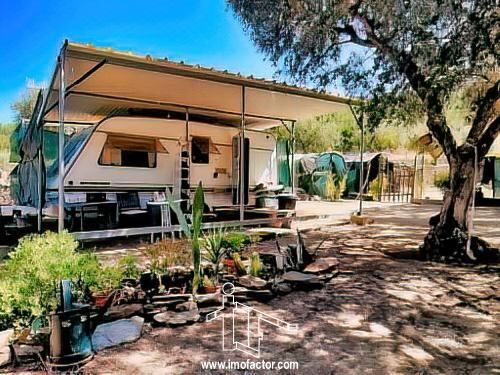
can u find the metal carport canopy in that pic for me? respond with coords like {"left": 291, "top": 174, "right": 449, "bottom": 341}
{"left": 43, "top": 42, "right": 354, "bottom": 127}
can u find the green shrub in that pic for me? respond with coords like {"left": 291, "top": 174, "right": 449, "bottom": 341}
{"left": 118, "top": 254, "right": 141, "bottom": 280}
{"left": 0, "top": 231, "right": 122, "bottom": 329}
{"left": 433, "top": 170, "right": 450, "bottom": 191}
{"left": 222, "top": 231, "right": 251, "bottom": 253}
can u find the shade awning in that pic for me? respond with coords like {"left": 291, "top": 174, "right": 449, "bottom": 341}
{"left": 43, "top": 42, "right": 355, "bottom": 128}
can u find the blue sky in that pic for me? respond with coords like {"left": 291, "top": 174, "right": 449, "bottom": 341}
{"left": 0, "top": 0, "right": 277, "bottom": 123}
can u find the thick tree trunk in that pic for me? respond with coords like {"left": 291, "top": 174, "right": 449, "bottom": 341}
{"left": 421, "top": 155, "right": 496, "bottom": 263}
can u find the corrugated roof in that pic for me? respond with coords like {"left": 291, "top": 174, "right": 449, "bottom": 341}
{"left": 65, "top": 41, "right": 358, "bottom": 106}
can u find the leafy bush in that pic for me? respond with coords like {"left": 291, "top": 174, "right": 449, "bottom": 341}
{"left": 0, "top": 231, "right": 122, "bottom": 329}
{"left": 222, "top": 231, "right": 251, "bottom": 253}
{"left": 118, "top": 254, "right": 142, "bottom": 280}
{"left": 433, "top": 170, "right": 450, "bottom": 191}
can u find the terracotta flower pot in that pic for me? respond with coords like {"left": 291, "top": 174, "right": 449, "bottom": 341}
{"left": 91, "top": 292, "right": 112, "bottom": 308}
{"left": 224, "top": 259, "right": 236, "bottom": 273}
{"left": 203, "top": 285, "right": 217, "bottom": 294}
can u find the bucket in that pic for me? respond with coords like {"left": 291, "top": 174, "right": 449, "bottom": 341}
{"left": 256, "top": 195, "right": 278, "bottom": 209}
{"left": 277, "top": 194, "right": 297, "bottom": 210}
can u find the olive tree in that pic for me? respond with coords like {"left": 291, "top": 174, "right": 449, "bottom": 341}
{"left": 228, "top": 0, "right": 499, "bottom": 262}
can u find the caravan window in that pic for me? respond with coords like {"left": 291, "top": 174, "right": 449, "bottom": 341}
{"left": 99, "top": 135, "right": 166, "bottom": 168}
{"left": 191, "top": 136, "right": 209, "bottom": 164}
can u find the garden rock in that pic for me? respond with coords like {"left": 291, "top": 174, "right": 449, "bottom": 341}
{"left": 199, "top": 306, "right": 220, "bottom": 316}
{"left": 92, "top": 316, "right": 144, "bottom": 351}
{"left": 238, "top": 275, "right": 267, "bottom": 289}
{"left": 153, "top": 309, "right": 200, "bottom": 326}
{"left": 276, "top": 282, "right": 293, "bottom": 294}
{"left": 106, "top": 303, "right": 144, "bottom": 320}
{"left": 196, "top": 293, "right": 221, "bottom": 307}
{"left": 176, "top": 301, "right": 197, "bottom": 312}
{"left": 303, "top": 257, "right": 339, "bottom": 273}
{"left": 282, "top": 271, "right": 320, "bottom": 283}
{"left": 0, "top": 329, "right": 14, "bottom": 367}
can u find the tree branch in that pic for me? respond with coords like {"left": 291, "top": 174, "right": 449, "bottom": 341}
{"left": 466, "top": 80, "right": 500, "bottom": 144}
{"left": 477, "top": 116, "right": 500, "bottom": 158}
{"left": 424, "top": 93, "right": 458, "bottom": 163}
{"left": 333, "top": 25, "right": 375, "bottom": 49}
{"left": 348, "top": 9, "right": 458, "bottom": 159}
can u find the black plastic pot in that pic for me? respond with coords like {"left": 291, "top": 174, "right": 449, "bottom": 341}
{"left": 160, "top": 273, "right": 171, "bottom": 288}
{"left": 140, "top": 271, "right": 160, "bottom": 292}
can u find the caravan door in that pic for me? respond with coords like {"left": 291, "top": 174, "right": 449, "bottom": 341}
{"left": 232, "top": 136, "right": 249, "bottom": 205}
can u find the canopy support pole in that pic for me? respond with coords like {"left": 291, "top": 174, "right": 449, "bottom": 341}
{"left": 358, "top": 112, "right": 365, "bottom": 216}
{"left": 58, "top": 47, "right": 66, "bottom": 233}
{"left": 37, "top": 133, "right": 44, "bottom": 232}
{"left": 291, "top": 121, "right": 296, "bottom": 193}
{"left": 239, "top": 86, "right": 246, "bottom": 223}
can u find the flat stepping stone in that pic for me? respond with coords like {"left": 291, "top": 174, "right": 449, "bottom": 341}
{"left": 196, "top": 294, "right": 222, "bottom": 307}
{"left": 152, "top": 299, "right": 186, "bottom": 307}
{"left": 303, "top": 257, "right": 339, "bottom": 273}
{"left": 175, "top": 301, "right": 198, "bottom": 312}
{"left": 238, "top": 275, "right": 268, "bottom": 289}
{"left": 153, "top": 310, "right": 200, "bottom": 326}
{"left": 152, "top": 294, "right": 191, "bottom": 301}
{"left": 92, "top": 316, "right": 144, "bottom": 351}
{"left": 282, "top": 271, "right": 320, "bottom": 283}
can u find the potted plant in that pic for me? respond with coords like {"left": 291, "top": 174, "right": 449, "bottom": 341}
{"left": 142, "top": 242, "right": 164, "bottom": 293}
{"left": 118, "top": 254, "right": 141, "bottom": 286}
{"left": 224, "top": 255, "right": 236, "bottom": 273}
{"left": 90, "top": 280, "right": 114, "bottom": 308}
{"left": 202, "top": 275, "right": 217, "bottom": 294}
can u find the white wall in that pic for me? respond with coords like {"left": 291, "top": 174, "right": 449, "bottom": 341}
{"left": 54, "top": 116, "right": 276, "bottom": 194}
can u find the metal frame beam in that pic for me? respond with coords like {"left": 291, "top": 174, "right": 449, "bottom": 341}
{"left": 46, "top": 90, "right": 296, "bottom": 124}
{"left": 239, "top": 85, "right": 246, "bottom": 222}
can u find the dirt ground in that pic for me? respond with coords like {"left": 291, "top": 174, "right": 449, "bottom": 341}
{"left": 2, "top": 203, "right": 498, "bottom": 374}
{"left": 76, "top": 204, "right": 500, "bottom": 375}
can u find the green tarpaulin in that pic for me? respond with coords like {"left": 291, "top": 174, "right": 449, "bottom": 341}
{"left": 295, "top": 152, "right": 347, "bottom": 199}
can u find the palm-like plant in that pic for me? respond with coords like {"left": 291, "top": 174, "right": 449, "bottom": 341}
{"left": 167, "top": 182, "right": 204, "bottom": 294}
{"left": 202, "top": 226, "right": 227, "bottom": 283}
